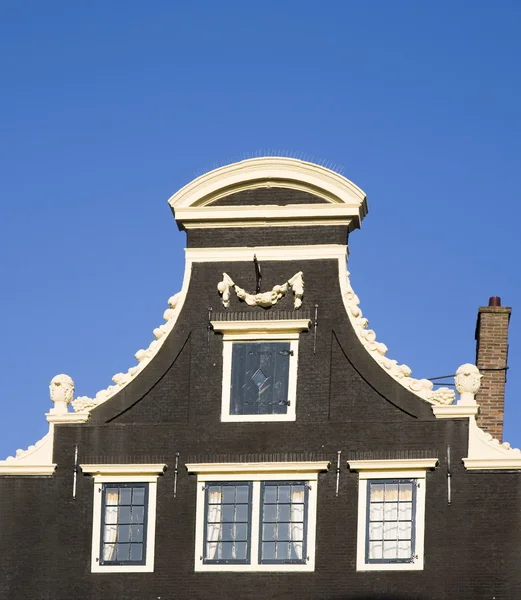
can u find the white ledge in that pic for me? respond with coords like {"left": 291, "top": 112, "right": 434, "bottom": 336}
{"left": 463, "top": 417, "right": 521, "bottom": 471}
{"left": 175, "top": 204, "right": 362, "bottom": 229}
{"left": 186, "top": 461, "right": 330, "bottom": 475}
{"left": 0, "top": 464, "right": 56, "bottom": 476}
{"left": 211, "top": 319, "right": 310, "bottom": 336}
{"left": 348, "top": 458, "right": 438, "bottom": 472}
{"left": 80, "top": 463, "right": 167, "bottom": 476}
{"left": 46, "top": 412, "right": 90, "bottom": 424}
{"left": 432, "top": 405, "right": 479, "bottom": 419}
{"left": 463, "top": 458, "right": 521, "bottom": 470}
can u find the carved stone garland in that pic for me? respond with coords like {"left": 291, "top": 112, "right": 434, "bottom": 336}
{"left": 217, "top": 271, "right": 304, "bottom": 309}
{"left": 342, "top": 269, "right": 455, "bottom": 405}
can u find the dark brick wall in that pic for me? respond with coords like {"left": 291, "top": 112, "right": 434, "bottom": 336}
{"left": 1, "top": 220, "right": 520, "bottom": 598}
{"left": 209, "top": 187, "right": 329, "bottom": 206}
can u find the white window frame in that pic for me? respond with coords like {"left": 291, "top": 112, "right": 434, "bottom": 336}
{"left": 81, "top": 463, "right": 166, "bottom": 573}
{"left": 348, "top": 458, "right": 437, "bottom": 572}
{"left": 211, "top": 319, "right": 310, "bottom": 423}
{"left": 187, "top": 461, "right": 329, "bottom": 572}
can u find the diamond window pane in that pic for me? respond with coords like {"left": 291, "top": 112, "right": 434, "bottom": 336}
{"left": 130, "top": 544, "right": 143, "bottom": 562}
{"left": 368, "top": 541, "right": 383, "bottom": 560}
{"left": 117, "top": 525, "right": 131, "bottom": 543}
{"left": 116, "top": 544, "right": 131, "bottom": 561}
{"left": 399, "top": 502, "right": 412, "bottom": 520}
{"left": 398, "top": 540, "right": 412, "bottom": 559}
{"left": 119, "top": 506, "right": 131, "bottom": 524}
{"left": 120, "top": 488, "right": 132, "bottom": 505}
{"left": 383, "top": 541, "right": 398, "bottom": 559}
{"left": 369, "top": 522, "right": 383, "bottom": 541}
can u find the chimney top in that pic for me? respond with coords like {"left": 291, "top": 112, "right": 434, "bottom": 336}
{"left": 489, "top": 296, "right": 502, "bottom": 307}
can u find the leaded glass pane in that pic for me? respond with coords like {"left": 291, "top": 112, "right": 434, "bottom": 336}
{"left": 100, "top": 483, "right": 148, "bottom": 566}
{"left": 203, "top": 483, "right": 251, "bottom": 564}
{"left": 366, "top": 479, "right": 416, "bottom": 564}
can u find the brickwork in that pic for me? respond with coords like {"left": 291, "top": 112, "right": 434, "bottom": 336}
{"left": 475, "top": 305, "right": 512, "bottom": 441}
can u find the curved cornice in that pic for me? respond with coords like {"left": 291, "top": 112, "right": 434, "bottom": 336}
{"left": 168, "top": 158, "right": 368, "bottom": 231}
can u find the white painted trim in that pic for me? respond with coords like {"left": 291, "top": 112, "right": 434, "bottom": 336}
{"left": 88, "top": 469, "right": 164, "bottom": 573}
{"left": 0, "top": 427, "right": 56, "bottom": 476}
{"left": 463, "top": 417, "right": 521, "bottom": 470}
{"left": 175, "top": 204, "right": 361, "bottom": 230}
{"left": 356, "top": 476, "right": 426, "bottom": 571}
{"left": 81, "top": 463, "right": 167, "bottom": 476}
{"left": 186, "top": 461, "right": 329, "bottom": 477}
{"left": 186, "top": 244, "right": 348, "bottom": 263}
{"left": 348, "top": 458, "right": 437, "bottom": 474}
{"left": 168, "top": 156, "right": 367, "bottom": 210}
{"left": 212, "top": 320, "right": 310, "bottom": 336}
{"left": 219, "top": 335, "right": 299, "bottom": 423}
{"left": 432, "top": 405, "right": 479, "bottom": 419}
{"left": 191, "top": 461, "right": 327, "bottom": 572}
{"left": 0, "top": 464, "right": 57, "bottom": 476}
{"left": 46, "top": 412, "right": 90, "bottom": 424}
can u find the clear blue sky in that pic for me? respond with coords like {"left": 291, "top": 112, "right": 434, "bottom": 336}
{"left": 1, "top": 2, "right": 520, "bottom": 458}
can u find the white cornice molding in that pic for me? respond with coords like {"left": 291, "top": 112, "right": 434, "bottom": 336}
{"left": 0, "top": 429, "right": 56, "bottom": 476}
{"left": 347, "top": 458, "right": 438, "bottom": 472}
{"left": 46, "top": 412, "right": 90, "bottom": 424}
{"left": 175, "top": 205, "right": 362, "bottom": 230}
{"left": 211, "top": 319, "right": 310, "bottom": 338}
{"left": 80, "top": 463, "right": 167, "bottom": 476}
{"left": 463, "top": 417, "right": 521, "bottom": 470}
{"left": 338, "top": 264, "right": 456, "bottom": 406}
{"left": 185, "top": 461, "right": 330, "bottom": 475}
{"left": 432, "top": 405, "right": 479, "bottom": 419}
{"left": 168, "top": 156, "right": 367, "bottom": 208}
{"left": 186, "top": 244, "right": 348, "bottom": 263}
{"left": 169, "top": 158, "right": 367, "bottom": 230}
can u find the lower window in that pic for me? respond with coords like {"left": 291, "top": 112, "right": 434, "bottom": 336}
{"left": 366, "top": 479, "right": 416, "bottom": 563}
{"left": 81, "top": 463, "right": 166, "bottom": 573}
{"left": 203, "top": 481, "right": 308, "bottom": 566}
{"left": 188, "top": 461, "right": 328, "bottom": 572}
{"left": 100, "top": 483, "right": 148, "bottom": 566}
{"left": 349, "top": 458, "right": 436, "bottom": 572}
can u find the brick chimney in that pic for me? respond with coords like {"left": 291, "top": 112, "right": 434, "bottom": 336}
{"left": 475, "top": 297, "right": 511, "bottom": 441}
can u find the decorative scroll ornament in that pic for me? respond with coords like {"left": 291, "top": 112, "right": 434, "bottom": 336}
{"left": 342, "top": 269, "right": 455, "bottom": 405}
{"left": 71, "top": 291, "right": 183, "bottom": 413}
{"left": 217, "top": 272, "right": 304, "bottom": 309}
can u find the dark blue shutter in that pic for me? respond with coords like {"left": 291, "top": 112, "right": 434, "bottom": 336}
{"left": 230, "top": 342, "right": 291, "bottom": 415}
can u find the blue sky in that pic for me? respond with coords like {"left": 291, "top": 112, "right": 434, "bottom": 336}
{"left": 1, "top": 1, "right": 520, "bottom": 458}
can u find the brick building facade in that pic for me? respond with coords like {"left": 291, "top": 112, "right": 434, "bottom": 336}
{"left": 0, "top": 157, "right": 517, "bottom": 600}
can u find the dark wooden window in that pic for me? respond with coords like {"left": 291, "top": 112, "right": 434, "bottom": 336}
{"left": 100, "top": 483, "right": 148, "bottom": 565}
{"left": 203, "top": 483, "right": 252, "bottom": 564}
{"left": 260, "top": 482, "right": 308, "bottom": 564}
{"left": 230, "top": 342, "right": 291, "bottom": 415}
{"left": 366, "top": 479, "right": 416, "bottom": 563}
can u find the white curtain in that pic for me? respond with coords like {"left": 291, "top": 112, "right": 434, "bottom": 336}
{"left": 102, "top": 490, "right": 119, "bottom": 561}
{"left": 290, "top": 487, "right": 305, "bottom": 560}
{"left": 206, "top": 489, "right": 222, "bottom": 560}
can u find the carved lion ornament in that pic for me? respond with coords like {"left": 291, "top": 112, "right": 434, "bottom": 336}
{"left": 49, "top": 374, "right": 75, "bottom": 414}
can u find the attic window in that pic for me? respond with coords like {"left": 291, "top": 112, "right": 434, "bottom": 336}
{"left": 211, "top": 319, "right": 310, "bottom": 423}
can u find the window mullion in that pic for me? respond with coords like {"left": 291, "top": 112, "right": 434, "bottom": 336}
{"left": 250, "top": 481, "right": 261, "bottom": 566}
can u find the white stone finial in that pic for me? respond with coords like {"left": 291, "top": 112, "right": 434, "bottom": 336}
{"left": 49, "top": 374, "right": 74, "bottom": 414}
{"left": 455, "top": 363, "right": 482, "bottom": 406}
